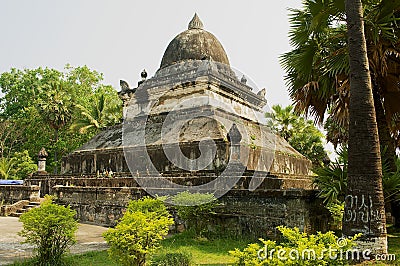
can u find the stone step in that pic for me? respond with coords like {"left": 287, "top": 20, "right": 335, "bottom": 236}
{"left": 6, "top": 199, "right": 43, "bottom": 217}
{"left": 9, "top": 212, "right": 21, "bottom": 217}
{"left": 11, "top": 211, "right": 24, "bottom": 217}
{"left": 25, "top": 204, "right": 38, "bottom": 209}
{"left": 20, "top": 202, "right": 42, "bottom": 212}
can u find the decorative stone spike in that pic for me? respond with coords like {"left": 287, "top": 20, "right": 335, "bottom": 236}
{"left": 241, "top": 75, "right": 247, "bottom": 84}
{"left": 141, "top": 69, "right": 148, "bottom": 80}
{"left": 120, "top": 80, "right": 130, "bottom": 91}
{"left": 228, "top": 123, "right": 242, "bottom": 162}
{"left": 188, "top": 13, "right": 204, "bottom": 30}
{"left": 257, "top": 88, "right": 266, "bottom": 98}
{"left": 228, "top": 123, "right": 242, "bottom": 144}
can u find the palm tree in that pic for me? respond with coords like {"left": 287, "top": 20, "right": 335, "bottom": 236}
{"left": 281, "top": 0, "right": 400, "bottom": 228}
{"left": 266, "top": 105, "right": 328, "bottom": 166}
{"left": 265, "top": 105, "right": 298, "bottom": 140}
{"left": 70, "top": 91, "right": 122, "bottom": 134}
{"left": 280, "top": 0, "right": 400, "bottom": 170}
{"left": 343, "top": 0, "right": 387, "bottom": 254}
{"left": 36, "top": 81, "right": 72, "bottom": 173}
{"left": 0, "top": 157, "right": 16, "bottom": 180}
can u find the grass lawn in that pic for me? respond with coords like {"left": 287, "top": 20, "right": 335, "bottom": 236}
{"left": 154, "top": 232, "right": 252, "bottom": 265}
{"left": 9, "top": 229, "right": 400, "bottom": 265}
{"left": 379, "top": 226, "right": 400, "bottom": 265}
{"left": 9, "top": 232, "right": 252, "bottom": 266}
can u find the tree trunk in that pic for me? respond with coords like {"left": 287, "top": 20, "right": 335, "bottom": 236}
{"left": 393, "top": 202, "right": 400, "bottom": 228}
{"left": 343, "top": 0, "right": 387, "bottom": 255}
{"left": 373, "top": 89, "right": 397, "bottom": 172}
{"left": 373, "top": 89, "right": 400, "bottom": 227}
{"left": 54, "top": 128, "right": 58, "bottom": 174}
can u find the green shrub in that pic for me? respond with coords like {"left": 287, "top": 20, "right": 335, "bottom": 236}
{"left": 12, "top": 150, "right": 38, "bottom": 179}
{"left": 229, "top": 226, "right": 360, "bottom": 266}
{"left": 172, "top": 191, "right": 218, "bottom": 237}
{"left": 326, "top": 202, "right": 344, "bottom": 230}
{"left": 18, "top": 195, "right": 78, "bottom": 266}
{"left": 150, "top": 252, "right": 192, "bottom": 266}
{"left": 103, "top": 197, "right": 174, "bottom": 266}
{"left": 0, "top": 150, "right": 37, "bottom": 180}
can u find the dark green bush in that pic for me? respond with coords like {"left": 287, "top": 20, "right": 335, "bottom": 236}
{"left": 171, "top": 191, "right": 218, "bottom": 236}
{"left": 150, "top": 252, "right": 192, "bottom": 266}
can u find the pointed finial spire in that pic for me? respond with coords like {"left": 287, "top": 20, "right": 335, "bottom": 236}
{"left": 188, "top": 13, "right": 204, "bottom": 30}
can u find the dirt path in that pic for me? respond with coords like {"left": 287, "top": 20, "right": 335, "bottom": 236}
{"left": 0, "top": 217, "right": 109, "bottom": 265}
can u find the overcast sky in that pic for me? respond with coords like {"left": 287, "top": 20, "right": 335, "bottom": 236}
{"left": 0, "top": 0, "right": 303, "bottom": 107}
{"left": 1, "top": 0, "right": 337, "bottom": 157}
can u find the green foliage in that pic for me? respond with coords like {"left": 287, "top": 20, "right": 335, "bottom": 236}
{"left": 313, "top": 146, "right": 347, "bottom": 205}
{"left": 0, "top": 150, "right": 37, "bottom": 180}
{"left": 11, "top": 150, "right": 37, "bottom": 179}
{"left": 314, "top": 146, "right": 400, "bottom": 228}
{"left": 103, "top": 197, "right": 173, "bottom": 266}
{"left": 171, "top": 191, "right": 218, "bottom": 237}
{"left": 0, "top": 119, "right": 24, "bottom": 158}
{"left": 229, "top": 226, "right": 360, "bottom": 266}
{"left": 381, "top": 152, "right": 400, "bottom": 204}
{"left": 157, "top": 229, "right": 254, "bottom": 265}
{"left": 18, "top": 196, "right": 78, "bottom": 266}
{"left": 9, "top": 233, "right": 258, "bottom": 266}
{"left": 0, "top": 157, "right": 16, "bottom": 180}
{"left": 36, "top": 82, "right": 73, "bottom": 132}
{"left": 150, "top": 252, "right": 192, "bottom": 266}
{"left": 0, "top": 65, "right": 122, "bottom": 173}
{"left": 8, "top": 230, "right": 400, "bottom": 266}
{"left": 314, "top": 146, "right": 400, "bottom": 205}
{"left": 326, "top": 202, "right": 344, "bottom": 230}
{"left": 70, "top": 88, "right": 122, "bottom": 134}
{"left": 280, "top": 0, "right": 400, "bottom": 147}
{"left": 266, "top": 105, "right": 328, "bottom": 166}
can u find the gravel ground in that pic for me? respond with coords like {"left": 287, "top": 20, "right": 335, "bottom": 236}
{"left": 0, "top": 217, "right": 109, "bottom": 265}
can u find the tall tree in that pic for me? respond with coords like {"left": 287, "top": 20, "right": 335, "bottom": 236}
{"left": 36, "top": 82, "right": 72, "bottom": 173}
{"left": 0, "top": 119, "right": 24, "bottom": 158}
{"left": 282, "top": 0, "right": 400, "bottom": 228}
{"left": 280, "top": 0, "right": 400, "bottom": 171}
{"left": 343, "top": 0, "right": 387, "bottom": 254}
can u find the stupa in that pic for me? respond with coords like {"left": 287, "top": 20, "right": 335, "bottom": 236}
{"left": 62, "top": 14, "right": 311, "bottom": 180}
{"left": 26, "top": 14, "right": 329, "bottom": 235}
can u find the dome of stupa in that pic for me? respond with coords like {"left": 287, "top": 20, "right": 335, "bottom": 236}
{"left": 160, "top": 13, "right": 230, "bottom": 68}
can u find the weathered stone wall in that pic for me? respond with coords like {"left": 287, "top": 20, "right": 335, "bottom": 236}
{"left": 26, "top": 175, "right": 328, "bottom": 237}
{"left": 216, "top": 189, "right": 328, "bottom": 237}
{"left": 0, "top": 185, "right": 40, "bottom": 204}
{"left": 53, "top": 186, "right": 146, "bottom": 226}
{"left": 51, "top": 186, "right": 328, "bottom": 236}
{"left": 26, "top": 173, "right": 314, "bottom": 194}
